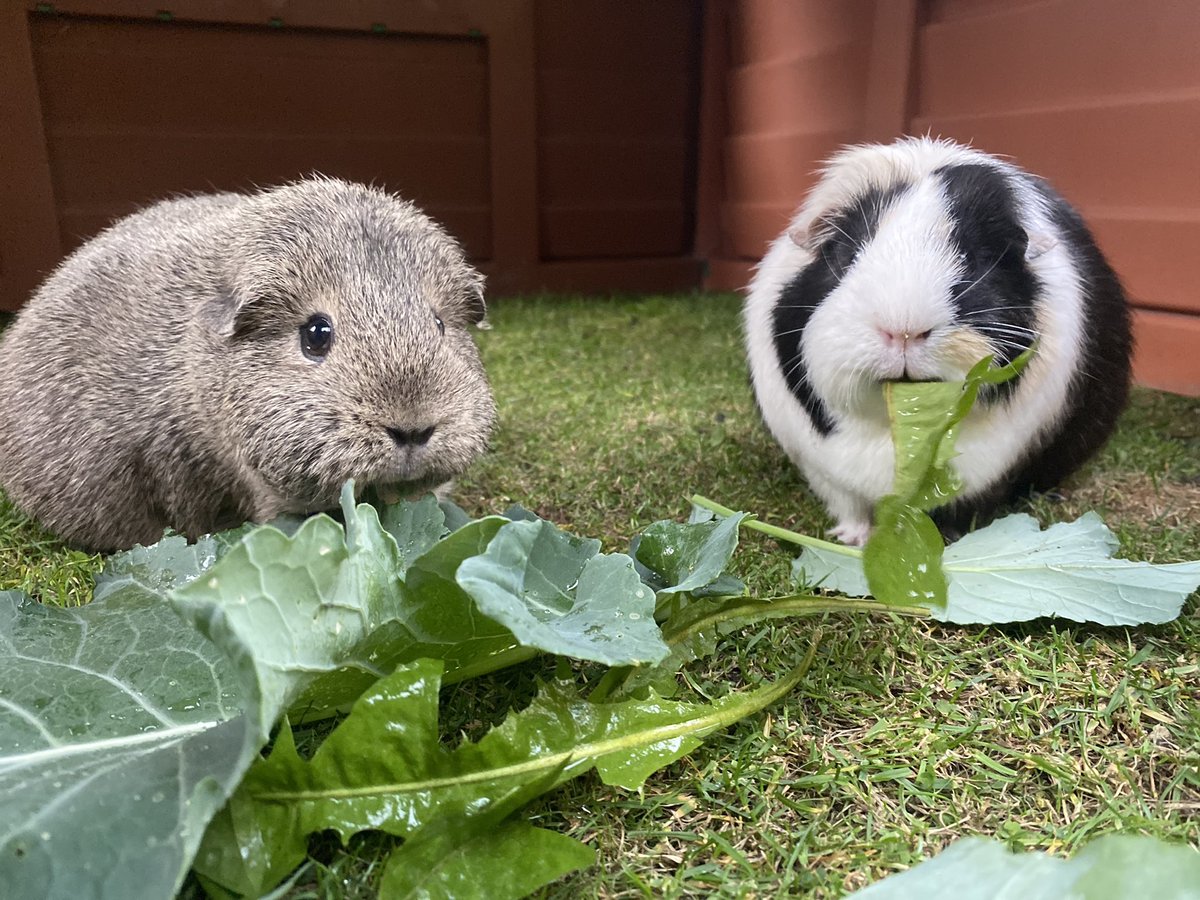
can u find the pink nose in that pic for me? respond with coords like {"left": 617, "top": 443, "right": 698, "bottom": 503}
{"left": 879, "top": 328, "right": 932, "bottom": 349}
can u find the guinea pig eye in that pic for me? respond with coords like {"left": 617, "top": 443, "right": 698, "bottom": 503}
{"left": 300, "top": 314, "right": 334, "bottom": 360}
{"left": 434, "top": 314, "right": 445, "bottom": 335}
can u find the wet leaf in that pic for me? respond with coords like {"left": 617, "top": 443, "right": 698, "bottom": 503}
{"left": 457, "top": 520, "right": 669, "bottom": 666}
{"left": 847, "top": 834, "right": 1200, "bottom": 899}
{"left": 864, "top": 350, "right": 1033, "bottom": 605}
{"left": 199, "top": 657, "right": 811, "bottom": 896}
{"left": 798, "top": 512, "right": 1200, "bottom": 626}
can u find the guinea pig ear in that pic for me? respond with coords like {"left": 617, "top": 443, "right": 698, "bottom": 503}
{"left": 1025, "top": 231, "right": 1057, "bottom": 261}
{"left": 463, "top": 279, "right": 487, "bottom": 325}
{"left": 787, "top": 224, "right": 814, "bottom": 251}
{"left": 201, "top": 284, "right": 271, "bottom": 338}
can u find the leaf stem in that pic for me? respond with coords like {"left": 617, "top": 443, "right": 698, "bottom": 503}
{"left": 689, "top": 496, "right": 861, "bottom": 557}
{"left": 254, "top": 636, "right": 822, "bottom": 804}
{"left": 665, "top": 595, "right": 929, "bottom": 641}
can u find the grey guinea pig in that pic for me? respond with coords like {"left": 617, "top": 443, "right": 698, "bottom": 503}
{"left": 743, "top": 136, "right": 1132, "bottom": 545}
{"left": 0, "top": 176, "right": 497, "bottom": 552}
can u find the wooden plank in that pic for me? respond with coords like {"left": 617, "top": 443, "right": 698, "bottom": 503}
{"left": 919, "top": 0, "right": 1200, "bottom": 117}
{"left": 704, "top": 257, "right": 756, "bottom": 292}
{"left": 0, "top": 6, "right": 61, "bottom": 310}
{"left": 1088, "top": 213, "right": 1200, "bottom": 316}
{"left": 727, "top": 42, "right": 869, "bottom": 137}
{"left": 911, "top": 97, "right": 1200, "bottom": 210}
{"left": 478, "top": 0, "right": 538, "bottom": 274}
{"left": 482, "top": 258, "right": 702, "bottom": 296}
{"left": 730, "top": 0, "right": 875, "bottom": 68}
{"left": 24, "top": 1, "right": 483, "bottom": 35}
{"left": 538, "top": 138, "right": 691, "bottom": 206}
{"left": 540, "top": 207, "right": 689, "bottom": 260}
{"left": 537, "top": 69, "right": 693, "bottom": 139}
{"left": 723, "top": 128, "right": 861, "bottom": 204}
{"left": 694, "top": 0, "right": 732, "bottom": 261}
{"left": 534, "top": 0, "right": 695, "bottom": 69}
{"left": 30, "top": 17, "right": 488, "bottom": 137}
{"left": 862, "top": 0, "right": 920, "bottom": 142}
{"left": 1131, "top": 308, "right": 1200, "bottom": 396}
{"left": 722, "top": 201, "right": 795, "bottom": 260}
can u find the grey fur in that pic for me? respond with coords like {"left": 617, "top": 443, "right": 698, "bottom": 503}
{"left": 0, "top": 177, "right": 497, "bottom": 551}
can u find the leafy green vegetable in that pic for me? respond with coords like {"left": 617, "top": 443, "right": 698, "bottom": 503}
{"left": 798, "top": 512, "right": 1200, "bottom": 625}
{"left": 194, "top": 654, "right": 815, "bottom": 896}
{"left": 375, "top": 769, "right": 594, "bottom": 900}
{"left": 456, "top": 519, "right": 668, "bottom": 666}
{"left": 862, "top": 496, "right": 947, "bottom": 608}
{"left": 2, "top": 484, "right": 687, "bottom": 899}
{"left": 846, "top": 834, "right": 1200, "bottom": 899}
{"left": 863, "top": 350, "right": 1033, "bottom": 606}
{"left": 632, "top": 510, "right": 748, "bottom": 601}
{"left": 0, "top": 540, "right": 252, "bottom": 900}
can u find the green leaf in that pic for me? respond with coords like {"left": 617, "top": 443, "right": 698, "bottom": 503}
{"left": 379, "top": 493, "right": 449, "bottom": 568}
{"left": 380, "top": 820, "right": 594, "bottom": 900}
{"left": 201, "top": 656, "right": 811, "bottom": 896}
{"left": 862, "top": 496, "right": 948, "bottom": 607}
{"left": 377, "top": 773, "right": 594, "bottom": 900}
{"left": 632, "top": 512, "right": 748, "bottom": 598}
{"left": 933, "top": 512, "right": 1200, "bottom": 625}
{"left": 797, "top": 512, "right": 1200, "bottom": 626}
{"left": 862, "top": 350, "right": 1034, "bottom": 606}
{"left": 886, "top": 379, "right": 968, "bottom": 510}
{"left": 0, "top": 540, "right": 254, "bottom": 900}
{"left": 456, "top": 519, "right": 669, "bottom": 666}
{"left": 846, "top": 834, "right": 1200, "bottom": 899}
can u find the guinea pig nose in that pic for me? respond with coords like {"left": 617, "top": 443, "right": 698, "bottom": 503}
{"left": 387, "top": 425, "right": 436, "bottom": 447}
{"left": 879, "top": 328, "right": 933, "bottom": 347}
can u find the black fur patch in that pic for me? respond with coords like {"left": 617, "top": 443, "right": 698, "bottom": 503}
{"left": 936, "top": 164, "right": 1039, "bottom": 400}
{"left": 932, "top": 173, "right": 1133, "bottom": 534}
{"left": 772, "top": 184, "right": 910, "bottom": 435}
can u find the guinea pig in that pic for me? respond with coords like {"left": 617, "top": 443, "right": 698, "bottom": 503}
{"left": 0, "top": 176, "right": 497, "bottom": 552}
{"left": 743, "top": 136, "right": 1132, "bottom": 545}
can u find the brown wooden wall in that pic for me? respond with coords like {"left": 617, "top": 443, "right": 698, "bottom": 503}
{"left": 0, "top": 0, "right": 703, "bottom": 312}
{"left": 700, "top": 0, "right": 1200, "bottom": 395}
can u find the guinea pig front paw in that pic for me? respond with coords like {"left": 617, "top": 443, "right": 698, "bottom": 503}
{"left": 827, "top": 520, "right": 872, "bottom": 547}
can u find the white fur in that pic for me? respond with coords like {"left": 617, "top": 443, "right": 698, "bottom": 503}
{"left": 743, "top": 137, "right": 1085, "bottom": 543}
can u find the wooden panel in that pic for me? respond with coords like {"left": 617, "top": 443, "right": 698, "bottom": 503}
{"left": 499, "top": 258, "right": 703, "bottom": 295}
{"left": 911, "top": 98, "right": 1200, "bottom": 211}
{"left": 1132, "top": 309, "right": 1200, "bottom": 396}
{"left": 727, "top": 45, "right": 867, "bottom": 137}
{"left": 723, "top": 201, "right": 797, "bottom": 261}
{"left": 926, "top": 0, "right": 1064, "bottom": 25}
{"left": 714, "top": 0, "right": 876, "bottom": 271}
{"left": 915, "top": 0, "right": 1200, "bottom": 393}
{"left": 0, "top": 8, "right": 62, "bottom": 311}
{"left": 534, "top": 0, "right": 700, "bottom": 260}
{"left": 1089, "top": 213, "right": 1200, "bottom": 316}
{"left": 919, "top": 0, "right": 1200, "bottom": 117}
{"left": 723, "top": 128, "right": 860, "bottom": 207}
{"left": 29, "top": 14, "right": 494, "bottom": 258}
{"left": 540, "top": 208, "right": 689, "bottom": 260}
{"left": 23, "top": 0, "right": 484, "bottom": 35}
{"left": 729, "top": 0, "right": 876, "bottom": 67}
{"left": 862, "top": 0, "right": 920, "bottom": 141}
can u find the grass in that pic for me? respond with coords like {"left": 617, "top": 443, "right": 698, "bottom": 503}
{"left": 3, "top": 292, "right": 1199, "bottom": 897}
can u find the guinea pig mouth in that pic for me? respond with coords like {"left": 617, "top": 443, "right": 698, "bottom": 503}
{"left": 370, "top": 474, "right": 449, "bottom": 505}
{"left": 884, "top": 375, "right": 935, "bottom": 385}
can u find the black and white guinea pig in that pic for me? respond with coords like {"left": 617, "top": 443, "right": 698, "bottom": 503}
{"left": 743, "top": 136, "right": 1133, "bottom": 545}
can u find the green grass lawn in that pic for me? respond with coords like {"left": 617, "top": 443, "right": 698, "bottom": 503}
{"left": 3, "top": 293, "right": 1199, "bottom": 897}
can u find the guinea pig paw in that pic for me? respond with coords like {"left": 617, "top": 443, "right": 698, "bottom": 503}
{"left": 827, "top": 520, "right": 872, "bottom": 547}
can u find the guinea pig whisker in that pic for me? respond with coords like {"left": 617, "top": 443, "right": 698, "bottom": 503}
{"left": 773, "top": 324, "right": 816, "bottom": 338}
{"left": 781, "top": 355, "right": 810, "bottom": 383}
{"left": 955, "top": 246, "right": 1009, "bottom": 301}
{"left": 821, "top": 246, "right": 846, "bottom": 280}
